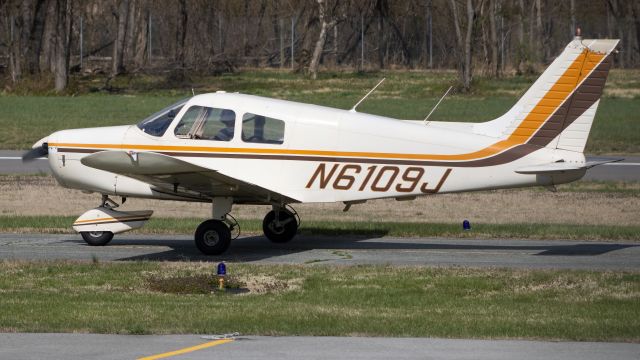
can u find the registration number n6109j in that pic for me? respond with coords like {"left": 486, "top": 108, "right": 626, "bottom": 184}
{"left": 305, "top": 163, "right": 452, "bottom": 193}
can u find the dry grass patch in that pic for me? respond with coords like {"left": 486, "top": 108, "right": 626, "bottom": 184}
{"left": 2, "top": 175, "right": 638, "bottom": 226}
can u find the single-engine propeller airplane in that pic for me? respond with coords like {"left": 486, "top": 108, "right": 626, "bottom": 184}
{"left": 23, "top": 36, "right": 619, "bottom": 255}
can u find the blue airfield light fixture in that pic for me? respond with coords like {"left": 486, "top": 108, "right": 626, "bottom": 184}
{"left": 463, "top": 220, "right": 471, "bottom": 231}
{"left": 217, "top": 262, "right": 226, "bottom": 291}
{"left": 217, "top": 262, "right": 226, "bottom": 276}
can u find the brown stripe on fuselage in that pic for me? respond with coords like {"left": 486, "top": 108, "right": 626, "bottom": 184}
{"left": 58, "top": 148, "right": 101, "bottom": 154}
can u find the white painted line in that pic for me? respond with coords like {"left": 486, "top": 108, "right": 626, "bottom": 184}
{"left": 602, "top": 163, "right": 640, "bottom": 166}
{"left": 0, "top": 157, "right": 46, "bottom": 160}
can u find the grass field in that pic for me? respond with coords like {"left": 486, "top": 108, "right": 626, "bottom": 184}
{"left": 2, "top": 69, "right": 639, "bottom": 152}
{"left": 0, "top": 261, "right": 637, "bottom": 340}
{"left": 1, "top": 215, "right": 639, "bottom": 241}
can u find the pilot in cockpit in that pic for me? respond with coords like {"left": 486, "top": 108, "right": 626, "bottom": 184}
{"left": 214, "top": 109, "right": 235, "bottom": 141}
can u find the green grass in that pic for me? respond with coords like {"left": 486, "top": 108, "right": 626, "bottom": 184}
{"left": 2, "top": 69, "right": 638, "bottom": 152}
{"left": 0, "top": 261, "right": 637, "bottom": 340}
{"left": 1, "top": 215, "right": 638, "bottom": 241}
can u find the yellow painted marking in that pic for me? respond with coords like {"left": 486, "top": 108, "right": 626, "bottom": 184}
{"left": 49, "top": 50, "right": 607, "bottom": 163}
{"left": 137, "top": 339, "right": 233, "bottom": 360}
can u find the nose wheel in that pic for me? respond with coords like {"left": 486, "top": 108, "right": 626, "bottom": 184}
{"left": 263, "top": 208, "right": 299, "bottom": 243}
{"left": 80, "top": 231, "right": 114, "bottom": 246}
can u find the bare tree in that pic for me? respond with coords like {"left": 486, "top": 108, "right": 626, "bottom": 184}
{"left": 53, "top": 0, "right": 72, "bottom": 92}
{"left": 450, "top": 0, "right": 476, "bottom": 92}
{"left": 489, "top": 0, "right": 500, "bottom": 78}
{"left": 175, "top": 0, "right": 187, "bottom": 68}
{"left": 515, "top": 0, "right": 526, "bottom": 74}
{"left": 7, "top": 10, "right": 22, "bottom": 83}
{"left": 309, "top": 0, "right": 338, "bottom": 79}
{"left": 111, "top": 0, "right": 129, "bottom": 75}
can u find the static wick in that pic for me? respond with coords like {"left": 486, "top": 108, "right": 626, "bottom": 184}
{"left": 350, "top": 78, "right": 386, "bottom": 112}
{"left": 423, "top": 85, "right": 453, "bottom": 125}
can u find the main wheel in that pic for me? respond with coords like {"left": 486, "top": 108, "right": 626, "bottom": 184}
{"left": 263, "top": 210, "right": 298, "bottom": 243}
{"left": 194, "top": 220, "right": 231, "bottom": 255}
{"left": 80, "top": 231, "right": 114, "bottom": 246}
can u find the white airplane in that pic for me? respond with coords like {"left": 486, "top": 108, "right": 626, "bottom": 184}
{"left": 23, "top": 36, "right": 619, "bottom": 255}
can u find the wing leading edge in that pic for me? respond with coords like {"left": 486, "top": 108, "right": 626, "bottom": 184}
{"left": 80, "top": 150, "right": 298, "bottom": 204}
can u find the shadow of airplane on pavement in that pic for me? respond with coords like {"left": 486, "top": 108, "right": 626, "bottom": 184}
{"left": 61, "top": 229, "right": 637, "bottom": 263}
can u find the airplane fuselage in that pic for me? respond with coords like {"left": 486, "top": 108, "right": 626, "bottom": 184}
{"left": 45, "top": 92, "right": 584, "bottom": 206}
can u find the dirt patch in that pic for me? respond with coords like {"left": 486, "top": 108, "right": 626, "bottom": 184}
{"left": 604, "top": 88, "right": 640, "bottom": 99}
{"left": 146, "top": 274, "right": 246, "bottom": 294}
{"left": 1, "top": 175, "right": 638, "bottom": 226}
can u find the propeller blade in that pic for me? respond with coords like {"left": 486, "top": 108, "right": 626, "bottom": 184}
{"left": 22, "top": 142, "right": 48, "bottom": 162}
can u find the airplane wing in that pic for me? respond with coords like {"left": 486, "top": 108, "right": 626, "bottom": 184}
{"left": 80, "top": 150, "right": 297, "bottom": 204}
{"left": 515, "top": 158, "right": 623, "bottom": 174}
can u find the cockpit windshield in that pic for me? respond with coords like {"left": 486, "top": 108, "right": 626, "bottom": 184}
{"left": 137, "top": 98, "right": 189, "bottom": 137}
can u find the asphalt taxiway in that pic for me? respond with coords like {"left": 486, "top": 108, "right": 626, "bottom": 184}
{"left": 1, "top": 233, "right": 638, "bottom": 270}
{"left": 0, "top": 334, "right": 638, "bottom": 360}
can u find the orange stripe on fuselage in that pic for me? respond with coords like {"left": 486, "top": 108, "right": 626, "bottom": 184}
{"left": 51, "top": 50, "right": 604, "bottom": 163}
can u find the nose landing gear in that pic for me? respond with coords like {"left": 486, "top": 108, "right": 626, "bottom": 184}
{"left": 75, "top": 195, "right": 153, "bottom": 247}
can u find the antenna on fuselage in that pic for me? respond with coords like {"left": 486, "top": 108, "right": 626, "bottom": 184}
{"left": 423, "top": 85, "right": 453, "bottom": 125}
{"left": 350, "top": 78, "right": 386, "bottom": 112}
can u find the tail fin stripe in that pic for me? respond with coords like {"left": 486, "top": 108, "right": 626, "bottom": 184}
{"left": 527, "top": 53, "right": 613, "bottom": 147}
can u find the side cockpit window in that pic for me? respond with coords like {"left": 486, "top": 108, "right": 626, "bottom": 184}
{"left": 174, "top": 106, "right": 236, "bottom": 141}
{"left": 137, "top": 98, "right": 187, "bottom": 137}
{"left": 241, "top": 113, "right": 285, "bottom": 145}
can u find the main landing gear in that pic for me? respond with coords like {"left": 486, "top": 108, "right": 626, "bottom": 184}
{"left": 262, "top": 207, "right": 300, "bottom": 243}
{"left": 193, "top": 198, "right": 300, "bottom": 255}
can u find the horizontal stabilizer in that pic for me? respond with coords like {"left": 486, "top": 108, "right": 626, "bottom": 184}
{"left": 515, "top": 158, "right": 622, "bottom": 174}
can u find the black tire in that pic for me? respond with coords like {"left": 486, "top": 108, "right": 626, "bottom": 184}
{"left": 80, "top": 231, "right": 114, "bottom": 246}
{"left": 194, "top": 220, "right": 231, "bottom": 255}
{"left": 262, "top": 210, "right": 298, "bottom": 243}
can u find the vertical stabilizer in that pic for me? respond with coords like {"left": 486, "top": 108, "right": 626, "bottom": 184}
{"left": 474, "top": 38, "right": 618, "bottom": 153}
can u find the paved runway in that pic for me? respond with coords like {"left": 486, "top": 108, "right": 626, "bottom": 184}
{"left": 1, "top": 233, "right": 638, "bottom": 270}
{"left": 0, "top": 333, "right": 638, "bottom": 360}
{"left": 2, "top": 151, "right": 639, "bottom": 180}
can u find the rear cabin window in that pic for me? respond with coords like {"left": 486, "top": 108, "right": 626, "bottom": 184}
{"left": 241, "top": 113, "right": 285, "bottom": 145}
{"left": 174, "top": 106, "right": 236, "bottom": 141}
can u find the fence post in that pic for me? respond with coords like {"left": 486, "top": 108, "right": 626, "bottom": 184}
{"left": 428, "top": 2, "right": 433, "bottom": 68}
{"left": 148, "top": 12, "right": 152, "bottom": 62}
{"left": 280, "top": 18, "right": 284, "bottom": 68}
{"left": 360, "top": 14, "right": 364, "bottom": 70}
{"left": 291, "top": 17, "right": 295, "bottom": 70}
{"left": 79, "top": 16, "right": 83, "bottom": 70}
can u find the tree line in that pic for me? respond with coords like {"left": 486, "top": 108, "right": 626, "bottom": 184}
{"left": 1, "top": 0, "right": 638, "bottom": 92}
